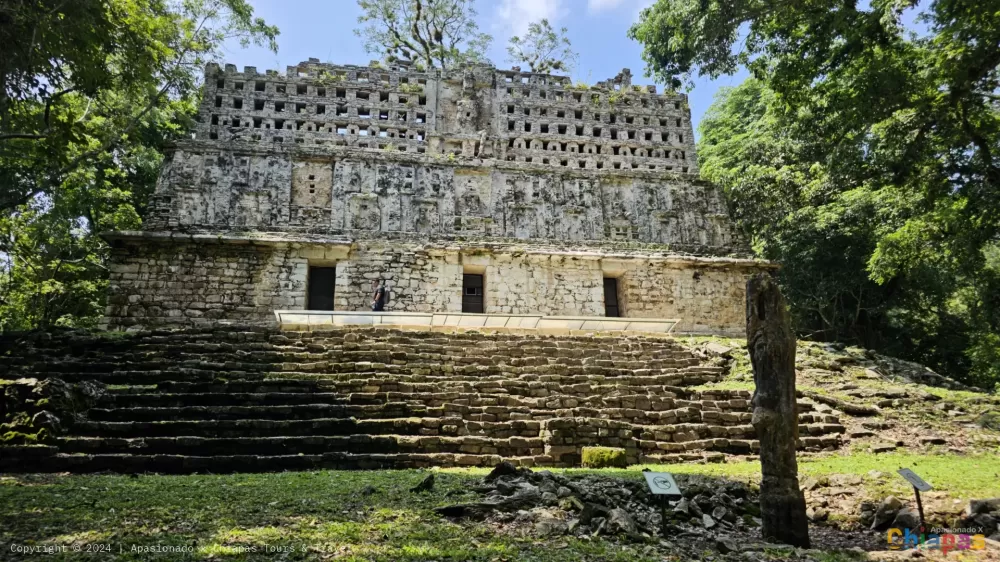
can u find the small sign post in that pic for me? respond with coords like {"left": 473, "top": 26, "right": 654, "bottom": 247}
{"left": 643, "top": 472, "right": 683, "bottom": 537}
{"left": 897, "top": 468, "right": 932, "bottom": 531}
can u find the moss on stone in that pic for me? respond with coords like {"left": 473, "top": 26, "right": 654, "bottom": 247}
{"left": 581, "top": 446, "right": 627, "bottom": 468}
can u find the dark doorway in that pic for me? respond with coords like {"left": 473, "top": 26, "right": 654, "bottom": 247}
{"left": 604, "top": 277, "right": 620, "bottom": 317}
{"left": 307, "top": 266, "right": 336, "bottom": 310}
{"left": 462, "top": 274, "right": 484, "bottom": 313}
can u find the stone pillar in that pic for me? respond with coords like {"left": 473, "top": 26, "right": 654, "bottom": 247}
{"left": 746, "top": 273, "right": 810, "bottom": 548}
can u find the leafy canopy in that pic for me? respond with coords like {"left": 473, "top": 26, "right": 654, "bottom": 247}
{"left": 506, "top": 19, "right": 578, "bottom": 75}
{"left": 632, "top": 0, "right": 1000, "bottom": 386}
{"left": 0, "top": 0, "right": 278, "bottom": 331}
{"left": 355, "top": 0, "right": 492, "bottom": 70}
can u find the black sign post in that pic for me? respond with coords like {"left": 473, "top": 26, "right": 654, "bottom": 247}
{"left": 643, "top": 472, "right": 683, "bottom": 537}
{"left": 897, "top": 468, "right": 933, "bottom": 531}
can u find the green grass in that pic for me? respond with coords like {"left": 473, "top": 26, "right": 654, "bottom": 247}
{"left": 2, "top": 453, "right": 995, "bottom": 561}
{"left": 640, "top": 452, "right": 1000, "bottom": 501}
{"left": 0, "top": 470, "right": 678, "bottom": 562}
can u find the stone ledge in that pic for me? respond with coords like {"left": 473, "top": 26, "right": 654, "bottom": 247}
{"left": 102, "top": 229, "right": 775, "bottom": 267}
{"left": 274, "top": 310, "right": 681, "bottom": 336}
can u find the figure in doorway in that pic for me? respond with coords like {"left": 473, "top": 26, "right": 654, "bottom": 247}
{"left": 371, "top": 279, "right": 386, "bottom": 312}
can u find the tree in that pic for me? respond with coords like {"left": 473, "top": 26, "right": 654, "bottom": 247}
{"left": 355, "top": 0, "right": 492, "bottom": 71}
{"left": 506, "top": 19, "right": 577, "bottom": 74}
{"left": 0, "top": 0, "right": 278, "bottom": 331}
{"left": 631, "top": 1, "right": 1000, "bottom": 386}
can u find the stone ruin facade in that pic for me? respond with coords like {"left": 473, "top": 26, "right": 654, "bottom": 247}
{"left": 104, "top": 58, "right": 771, "bottom": 335}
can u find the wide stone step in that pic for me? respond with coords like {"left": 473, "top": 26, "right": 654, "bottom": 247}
{"left": 2, "top": 451, "right": 510, "bottom": 473}
{"left": 57, "top": 434, "right": 544, "bottom": 457}
{"left": 154, "top": 379, "right": 322, "bottom": 393}
{"left": 70, "top": 417, "right": 542, "bottom": 438}
{"left": 86, "top": 402, "right": 427, "bottom": 422}
{"left": 101, "top": 392, "right": 347, "bottom": 408}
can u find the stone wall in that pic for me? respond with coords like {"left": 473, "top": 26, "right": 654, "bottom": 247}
{"left": 105, "top": 242, "right": 304, "bottom": 328}
{"left": 104, "top": 236, "right": 760, "bottom": 335}
{"left": 197, "top": 59, "right": 698, "bottom": 174}
{"left": 149, "top": 147, "right": 734, "bottom": 253}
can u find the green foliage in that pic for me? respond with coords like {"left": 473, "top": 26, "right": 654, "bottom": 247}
{"left": 506, "top": 19, "right": 577, "bottom": 74}
{"left": 581, "top": 447, "right": 627, "bottom": 468}
{"left": 632, "top": 0, "right": 1000, "bottom": 387}
{"left": 354, "top": 0, "right": 492, "bottom": 70}
{"left": 398, "top": 82, "right": 425, "bottom": 94}
{"left": 0, "top": 0, "right": 277, "bottom": 331}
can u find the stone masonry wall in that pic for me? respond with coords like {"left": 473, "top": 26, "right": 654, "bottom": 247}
{"left": 150, "top": 147, "right": 734, "bottom": 253}
{"left": 138, "top": 58, "right": 741, "bottom": 257}
{"left": 105, "top": 242, "right": 305, "bottom": 328}
{"left": 105, "top": 238, "right": 755, "bottom": 335}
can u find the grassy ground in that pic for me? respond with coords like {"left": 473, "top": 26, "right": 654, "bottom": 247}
{"left": 1, "top": 470, "right": 651, "bottom": 562}
{"left": 2, "top": 454, "right": 997, "bottom": 562}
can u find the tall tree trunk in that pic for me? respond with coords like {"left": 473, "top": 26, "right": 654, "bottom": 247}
{"left": 746, "top": 273, "right": 810, "bottom": 548}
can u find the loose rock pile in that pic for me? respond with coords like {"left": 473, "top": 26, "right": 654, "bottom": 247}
{"left": 962, "top": 498, "right": 1000, "bottom": 541}
{"left": 861, "top": 494, "right": 1000, "bottom": 542}
{"left": 436, "top": 462, "right": 759, "bottom": 540}
{"left": 434, "top": 463, "right": 888, "bottom": 559}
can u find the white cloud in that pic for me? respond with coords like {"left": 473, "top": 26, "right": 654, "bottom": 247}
{"left": 587, "top": 0, "right": 627, "bottom": 12}
{"left": 494, "top": 0, "right": 563, "bottom": 36}
{"left": 587, "top": 0, "right": 655, "bottom": 15}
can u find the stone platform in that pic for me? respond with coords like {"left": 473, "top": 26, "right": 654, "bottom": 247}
{"left": 274, "top": 311, "right": 681, "bottom": 335}
{"left": 0, "top": 327, "right": 845, "bottom": 473}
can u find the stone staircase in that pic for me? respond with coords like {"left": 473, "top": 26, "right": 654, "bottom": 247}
{"left": 0, "top": 328, "right": 845, "bottom": 473}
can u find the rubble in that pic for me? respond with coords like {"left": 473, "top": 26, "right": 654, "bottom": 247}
{"left": 960, "top": 498, "right": 1000, "bottom": 542}
{"left": 435, "top": 463, "right": 890, "bottom": 559}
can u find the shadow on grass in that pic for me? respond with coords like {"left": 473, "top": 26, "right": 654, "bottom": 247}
{"left": 0, "top": 470, "right": 689, "bottom": 561}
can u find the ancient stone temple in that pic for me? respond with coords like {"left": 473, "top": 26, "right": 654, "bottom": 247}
{"left": 103, "top": 58, "right": 768, "bottom": 335}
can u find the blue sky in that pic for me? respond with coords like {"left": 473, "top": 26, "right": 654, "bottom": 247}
{"left": 220, "top": 0, "right": 750, "bottom": 137}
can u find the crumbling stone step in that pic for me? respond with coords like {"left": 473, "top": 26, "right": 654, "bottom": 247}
{"left": 100, "top": 392, "right": 347, "bottom": 408}
{"left": 4, "top": 451, "right": 520, "bottom": 473}
{"left": 154, "top": 379, "right": 323, "bottom": 393}
{"left": 281, "top": 372, "right": 724, "bottom": 391}
{"left": 70, "top": 417, "right": 543, "bottom": 439}
{"left": 54, "top": 370, "right": 257, "bottom": 385}
{"left": 56, "top": 434, "right": 545, "bottom": 457}
{"left": 86, "top": 402, "right": 426, "bottom": 422}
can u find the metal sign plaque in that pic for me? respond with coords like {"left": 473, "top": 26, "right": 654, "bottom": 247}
{"left": 897, "top": 468, "right": 933, "bottom": 491}
{"left": 643, "top": 472, "right": 682, "bottom": 496}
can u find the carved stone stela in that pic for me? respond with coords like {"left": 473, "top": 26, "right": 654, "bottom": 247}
{"left": 746, "top": 274, "right": 810, "bottom": 548}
